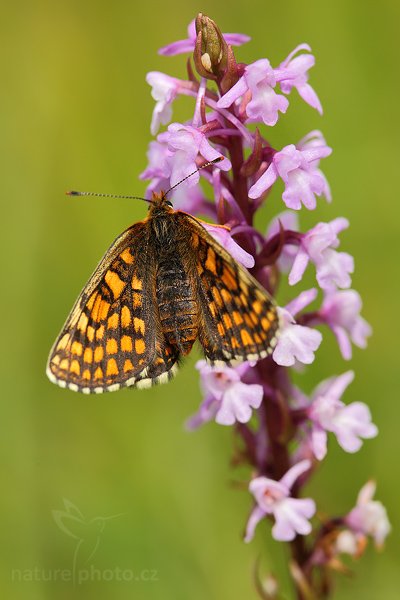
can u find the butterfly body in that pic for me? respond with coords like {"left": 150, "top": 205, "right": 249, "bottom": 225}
{"left": 47, "top": 192, "right": 279, "bottom": 393}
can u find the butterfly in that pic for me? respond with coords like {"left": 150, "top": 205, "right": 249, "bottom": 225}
{"left": 47, "top": 169, "right": 280, "bottom": 394}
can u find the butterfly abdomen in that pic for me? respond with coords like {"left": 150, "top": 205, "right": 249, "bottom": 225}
{"left": 152, "top": 215, "right": 198, "bottom": 356}
{"left": 156, "top": 255, "right": 198, "bottom": 355}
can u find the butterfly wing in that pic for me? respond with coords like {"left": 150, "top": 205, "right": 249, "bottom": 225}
{"left": 47, "top": 220, "right": 179, "bottom": 393}
{"left": 180, "top": 213, "right": 280, "bottom": 364}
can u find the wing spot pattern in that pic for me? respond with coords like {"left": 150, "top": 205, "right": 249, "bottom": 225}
{"left": 135, "top": 339, "right": 145, "bottom": 355}
{"left": 133, "top": 317, "right": 145, "bottom": 335}
{"left": 57, "top": 333, "right": 70, "bottom": 350}
{"left": 121, "top": 306, "right": 131, "bottom": 327}
{"left": 94, "top": 367, "right": 103, "bottom": 380}
{"left": 253, "top": 300, "right": 263, "bottom": 315}
{"left": 71, "top": 341, "right": 82, "bottom": 356}
{"left": 121, "top": 335, "right": 132, "bottom": 352}
{"left": 217, "top": 322, "right": 225, "bottom": 336}
{"left": 120, "top": 248, "right": 134, "bottom": 264}
{"left": 107, "top": 312, "right": 119, "bottom": 329}
{"left": 106, "top": 358, "right": 118, "bottom": 376}
{"left": 231, "top": 336, "right": 240, "bottom": 349}
{"left": 221, "top": 288, "right": 232, "bottom": 304}
{"left": 131, "top": 275, "right": 143, "bottom": 291}
{"left": 223, "top": 314, "right": 233, "bottom": 329}
{"left": 105, "top": 270, "right": 125, "bottom": 300}
{"left": 83, "top": 348, "right": 93, "bottom": 363}
{"left": 213, "top": 287, "right": 224, "bottom": 308}
{"left": 59, "top": 359, "right": 69, "bottom": 371}
{"left": 222, "top": 267, "right": 238, "bottom": 290}
{"left": 261, "top": 317, "right": 271, "bottom": 331}
{"left": 124, "top": 359, "right": 134, "bottom": 372}
{"left": 106, "top": 338, "right": 118, "bottom": 354}
{"left": 77, "top": 313, "right": 88, "bottom": 332}
{"left": 86, "top": 293, "right": 97, "bottom": 311}
{"left": 95, "top": 325, "right": 105, "bottom": 341}
{"left": 70, "top": 359, "right": 80, "bottom": 375}
{"left": 205, "top": 248, "right": 217, "bottom": 274}
{"left": 232, "top": 311, "right": 243, "bottom": 325}
{"left": 241, "top": 329, "right": 253, "bottom": 346}
{"left": 94, "top": 346, "right": 104, "bottom": 362}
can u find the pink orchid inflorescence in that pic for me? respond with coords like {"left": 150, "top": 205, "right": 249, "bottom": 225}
{"left": 142, "top": 14, "right": 389, "bottom": 598}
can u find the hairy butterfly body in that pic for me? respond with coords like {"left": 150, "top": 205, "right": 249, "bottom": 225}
{"left": 47, "top": 192, "right": 279, "bottom": 393}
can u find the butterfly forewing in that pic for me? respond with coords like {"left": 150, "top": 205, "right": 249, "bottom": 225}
{"left": 47, "top": 220, "right": 179, "bottom": 393}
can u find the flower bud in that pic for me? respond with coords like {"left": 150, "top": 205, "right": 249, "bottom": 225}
{"left": 193, "top": 13, "right": 228, "bottom": 79}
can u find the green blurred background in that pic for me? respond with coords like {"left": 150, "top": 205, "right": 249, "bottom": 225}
{"left": 1, "top": 0, "right": 398, "bottom": 598}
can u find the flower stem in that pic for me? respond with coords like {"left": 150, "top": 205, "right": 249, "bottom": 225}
{"left": 226, "top": 123, "right": 252, "bottom": 224}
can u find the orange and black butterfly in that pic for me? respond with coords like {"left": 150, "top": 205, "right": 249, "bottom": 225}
{"left": 47, "top": 162, "right": 279, "bottom": 393}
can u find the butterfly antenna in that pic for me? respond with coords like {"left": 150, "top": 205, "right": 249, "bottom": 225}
{"left": 66, "top": 156, "right": 224, "bottom": 203}
{"left": 66, "top": 190, "right": 151, "bottom": 203}
{"left": 163, "top": 156, "right": 224, "bottom": 198}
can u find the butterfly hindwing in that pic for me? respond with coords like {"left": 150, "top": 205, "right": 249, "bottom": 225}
{"left": 180, "top": 214, "right": 280, "bottom": 364}
{"left": 47, "top": 221, "right": 179, "bottom": 393}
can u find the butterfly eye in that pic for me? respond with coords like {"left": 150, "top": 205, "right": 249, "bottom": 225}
{"left": 165, "top": 200, "right": 173, "bottom": 207}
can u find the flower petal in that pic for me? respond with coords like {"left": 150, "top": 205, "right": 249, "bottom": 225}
{"left": 285, "top": 288, "right": 318, "bottom": 317}
{"left": 310, "top": 425, "right": 328, "bottom": 460}
{"left": 273, "top": 324, "right": 322, "bottom": 367}
{"left": 280, "top": 459, "right": 311, "bottom": 489}
{"left": 297, "top": 83, "right": 323, "bottom": 114}
{"left": 217, "top": 77, "right": 248, "bottom": 108}
{"left": 272, "top": 497, "right": 315, "bottom": 541}
{"left": 288, "top": 247, "right": 310, "bottom": 285}
{"left": 248, "top": 163, "right": 278, "bottom": 198}
{"left": 244, "top": 506, "right": 266, "bottom": 543}
{"left": 203, "top": 224, "right": 255, "bottom": 268}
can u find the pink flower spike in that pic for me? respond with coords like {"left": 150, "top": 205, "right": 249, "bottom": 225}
{"left": 245, "top": 460, "right": 315, "bottom": 542}
{"left": 275, "top": 44, "right": 323, "bottom": 114}
{"left": 319, "top": 290, "right": 372, "bottom": 359}
{"left": 249, "top": 136, "right": 332, "bottom": 209}
{"left": 187, "top": 361, "right": 263, "bottom": 428}
{"left": 203, "top": 224, "right": 255, "bottom": 268}
{"left": 158, "top": 19, "right": 250, "bottom": 56}
{"left": 307, "top": 371, "right": 378, "bottom": 460}
{"left": 273, "top": 289, "right": 322, "bottom": 367}
{"left": 217, "top": 59, "right": 289, "bottom": 126}
{"left": 345, "top": 481, "right": 391, "bottom": 548}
